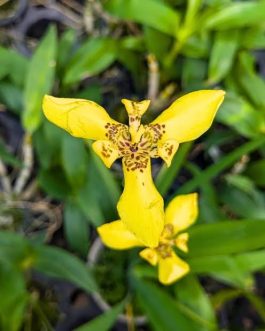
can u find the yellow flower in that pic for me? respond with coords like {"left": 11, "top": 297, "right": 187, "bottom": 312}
{"left": 43, "top": 90, "right": 224, "bottom": 247}
{"left": 97, "top": 193, "right": 198, "bottom": 285}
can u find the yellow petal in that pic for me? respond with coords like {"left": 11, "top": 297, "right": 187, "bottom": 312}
{"left": 165, "top": 193, "right": 198, "bottom": 234}
{"left": 97, "top": 220, "right": 143, "bottom": 250}
{"left": 121, "top": 99, "right": 150, "bottom": 117}
{"left": 157, "top": 139, "right": 179, "bottom": 167}
{"left": 92, "top": 140, "right": 120, "bottom": 168}
{"left": 43, "top": 95, "right": 119, "bottom": 140}
{"left": 158, "top": 252, "right": 190, "bottom": 285}
{"left": 117, "top": 158, "right": 164, "bottom": 248}
{"left": 151, "top": 90, "right": 225, "bottom": 143}
{"left": 139, "top": 248, "right": 158, "bottom": 266}
{"left": 175, "top": 233, "right": 189, "bottom": 253}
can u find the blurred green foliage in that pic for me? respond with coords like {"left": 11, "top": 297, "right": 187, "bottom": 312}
{"left": 1, "top": 0, "right": 265, "bottom": 330}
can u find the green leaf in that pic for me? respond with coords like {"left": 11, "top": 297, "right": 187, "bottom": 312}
{"left": 144, "top": 27, "right": 171, "bottom": 61}
{"left": 235, "top": 250, "right": 265, "bottom": 274}
{"left": 188, "top": 220, "right": 265, "bottom": 258}
{"left": 22, "top": 26, "right": 57, "bottom": 133}
{"left": 33, "top": 244, "right": 97, "bottom": 293}
{"left": 181, "top": 58, "right": 207, "bottom": 90}
{"left": 134, "top": 278, "right": 201, "bottom": 331}
{"left": 0, "top": 47, "right": 28, "bottom": 86}
{"left": 219, "top": 179, "right": 265, "bottom": 219}
{"left": 64, "top": 38, "right": 117, "bottom": 85}
{"left": 62, "top": 135, "right": 89, "bottom": 189}
{"left": 178, "top": 137, "right": 265, "bottom": 194}
{"left": 57, "top": 29, "right": 76, "bottom": 71}
{"left": 204, "top": 2, "right": 265, "bottom": 30}
{"left": 217, "top": 93, "right": 265, "bottom": 138}
{"left": 156, "top": 142, "right": 192, "bottom": 196}
{"left": 174, "top": 275, "right": 217, "bottom": 330}
{"left": 105, "top": 0, "right": 180, "bottom": 36}
{"left": 74, "top": 302, "right": 124, "bottom": 331}
{"left": 38, "top": 167, "right": 72, "bottom": 200}
{"left": 64, "top": 201, "right": 90, "bottom": 257}
{"left": 0, "top": 83, "right": 23, "bottom": 114}
{"left": 245, "top": 159, "right": 265, "bottom": 187}
{"left": 76, "top": 144, "right": 120, "bottom": 226}
{"left": 0, "top": 231, "right": 33, "bottom": 267}
{"left": 188, "top": 255, "right": 253, "bottom": 288}
{"left": 0, "top": 263, "right": 28, "bottom": 331}
{"left": 208, "top": 30, "right": 239, "bottom": 84}
{"left": 241, "top": 26, "right": 265, "bottom": 49}
{"left": 236, "top": 52, "right": 265, "bottom": 112}
{"left": 180, "top": 33, "right": 210, "bottom": 59}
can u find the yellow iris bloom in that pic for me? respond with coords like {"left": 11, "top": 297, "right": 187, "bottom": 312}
{"left": 42, "top": 90, "right": 224, "bottom": 247}
{"left": 98, "top": 193, "right": 198, "bottom": 285}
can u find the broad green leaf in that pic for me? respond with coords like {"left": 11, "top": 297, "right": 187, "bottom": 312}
{"left": 64, "top": 38, "right": 117, "bottom": 85}
{"left": 38, "top": 167, "right": 72, "bottom": 200}
{"left": 117, "top": 49, "right": 143, "bottom": 87}
{"left": 235, "top": 250, "right": 265, "bottom": 274}
{"left": 0, "top": 82, "right": 23, "bottom": 114}
{"left": 219, "top": 181, "right": 265, "bottom": 219}
{"left": 33, "top": 121, "right": 65, "bottom": 169}
{"left": 64, "top": 201, "right": 90, "bottom": 257}
{"left": 0, "top": 231, "right": 33, "bottom": 267}
{"left": 144, "top": 27, "right": 172, "bottom": 61}
{"left": 33, "top": 244, "right": 97, "bottom": 293}
{"left": 204, "top": 2, "right": 265, "bottom": 30}
{"left": 74, "top": 302, "right": 124, "bottom": 331}
{"left": 189, "top": 255, "right": 253, "bottom": 288}
{"left": 208, "top": 30, "right": 239, "bottom": 84}
{"left": 74, "top": 83, "right": 102, "bottom": 104}
{"left": 134, "top": 277, "right": 201, "bottom": 331}
{"left": 181, "top": 58, "right": 207, "bottom": 90}
{"left": 0, "top": 46, "right": 28, "bottom": 86}
{"left": 156, "top": 142, "right": 192, "bottom": 196}
{"left": 174, "top": 275, "right": 217, "bottom": 330}
{"left": 0, "top": 263, "right": 28, "bottom": 331}
{"left": 62, "top": 135, "right": 88, "bottom": 189}
{"left": 180, "top": 33, "right": 210, "bottom": 59}
{"left": 23, "top": 26, "right": 57, "bottom": 133}
{"left": 188, "top": 220, "right": 265, "bottom": 257}
{"left": 178, "top": 137, "right": 265, "bottom": 194}
{"left": 245, "top": 159, "right": 265, "bottom": 187}
{"left": 185, "top": 162, "right": 223, "bottom": 223}
{"left": 217, "top": 93, "right": 265, "bottom": 138}
{"left": 57, "top": 29, "right": 76, "bottom": 71}
{"left": 105, "top": 0, "right": 180, "bottom": 36}
{"left": 242, "top": 26, "right": 265, "bottom": 49}
{"left": 76, "top": 143, "right": 120, "bottom": 226}
{"left": 190, "top": 250, "right": 265, "bottom": 276}
{"left": 236, "top": 52, "right": 265, "bottom": 112}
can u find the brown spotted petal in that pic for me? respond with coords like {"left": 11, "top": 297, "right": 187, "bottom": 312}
{"left": 92, "top": 140, "right": 120, "bottom": 168}
{"left": 157, "top": 139, "right": 179, "bottom": 166}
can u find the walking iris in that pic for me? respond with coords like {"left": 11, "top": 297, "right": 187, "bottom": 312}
{"left": 98, "top": 193, "right": 198, "bottom": 285}
{"left": 43, "top": 90, "right": 224, "bottom": 247}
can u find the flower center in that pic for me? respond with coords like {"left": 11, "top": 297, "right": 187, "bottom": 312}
{"left": 104, "top": 122, "right": 166, "bottom": 172}
{"left": 156, "top": 224, "right": 175, "bottom": 259}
